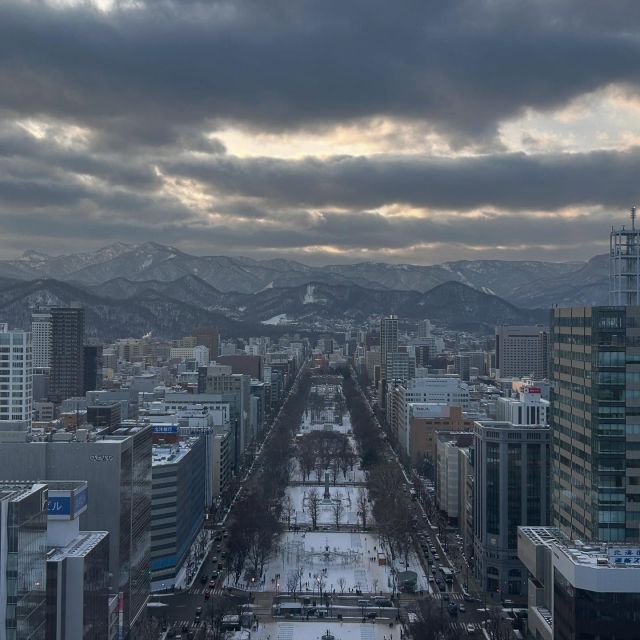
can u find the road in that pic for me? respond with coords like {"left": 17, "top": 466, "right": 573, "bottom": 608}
{"left": 150, "top": 363, "right": 309, "bottom": 638}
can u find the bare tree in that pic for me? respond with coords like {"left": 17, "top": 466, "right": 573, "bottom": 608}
{"left": 282, "top": 494, "right": 295, "bottom": 529}
{"left": 287, "top": 568, "right": 304, "bottom": 601}
{"left": 136, "top": 615, "right": 161, "bottom": 640}
{"left": 485, "top": 606, "right": 515, "bottom": 640}
{"left": 337, "top": 576, "right": 346, "bottom": 595}
{"left": 356, "top": 488, "right": 369, "bottom": 530}
{"left": 307, "top": 487, "right": 321, "bottom": 529}
{"left": 205, "top": 594, "right": 240, "bottom": 640}
{"left": 332, "top": 494, "right": 345, "bottom": 529}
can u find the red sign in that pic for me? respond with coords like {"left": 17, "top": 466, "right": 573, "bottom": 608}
{"left": 525, "top": 387, "right": 541, "bottom": 394}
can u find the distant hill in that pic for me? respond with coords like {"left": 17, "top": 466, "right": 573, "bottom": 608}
{"left": 0, "top": 278, "right": 547, "bottom": 338}
{"left": 0, "top": 242, "right": 609, "bottom": 307}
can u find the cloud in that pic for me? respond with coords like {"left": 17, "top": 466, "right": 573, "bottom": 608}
{"left": 165, "top": 147, "right": 640, "bottom": 212}
{"left": 0, "top": 0, "right": 639, "bottom": 143}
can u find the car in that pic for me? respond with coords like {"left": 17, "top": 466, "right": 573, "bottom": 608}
{"left": 195, "top": 606, "right": 202, "bottom": 619}
{"left": 209, "top": 579, "right": 216, "bottom": 588}
{"left": 459, "top": 604, "right": 466, "bottom": 613}
{"left": 463, "top": 591, "right": 475, "bottom": 602}
{"left": 433, "top": 554, "right": 440, "bottom": 562}
{"left": 200, "top": 575, "right": 208, "bottom": 584}
{"left": 431, "top": 567, "right": 437, "bottom": 574}
{"left": 428, "top": 576, "right": 435, "bottom": 583}
{"left": 438, "top": 583, "right": 446, "bottom": 592}
{"left": 447, "top": 602, "right": 457, "bottom": 615}
{"left": 466, "top": 624, "right": 476, "bottom": 635}
{"left": 442, "top": 592, "right": 450, "bottom": 600}
{"left": 211, "top": 556, "right": 218, "bottom": 563}
{"left": 204, "top": 589, "right": 211, "bottom": 600}
{"left": 211, "top": 571, "right": 219, "bottom": 579}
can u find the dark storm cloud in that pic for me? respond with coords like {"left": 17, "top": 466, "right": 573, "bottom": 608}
{"left": 166, "top": 147, "right": 640, "bottom": 212}
{"left": 0, "top": 0, "right": 639, "bottom": 140}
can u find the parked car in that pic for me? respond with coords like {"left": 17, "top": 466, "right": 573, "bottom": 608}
{"left": 200, "top": 575, "right": 208, "bottom": 585}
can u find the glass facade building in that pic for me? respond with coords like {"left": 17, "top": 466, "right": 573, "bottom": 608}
{"left": 0, "top": 483, "right": 47, "bottom": 640}
{"left": 551, "top": 306, "right": 640, "bottom": 542}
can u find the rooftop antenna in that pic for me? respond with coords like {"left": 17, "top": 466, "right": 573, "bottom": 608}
{"left": 632, "top": 206, "right": 637, "bottom": 231}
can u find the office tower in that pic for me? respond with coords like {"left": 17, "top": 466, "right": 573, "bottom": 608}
{"left": 610, "top": 206, "right": 640, "bottom": 305}
{"left": 0, "top": 323, "right": 33, "bottom": 432}
{"left": 82, "top": 344, "right": 103, "bottom": 393}
{"left": 49, "top": 307, "right": 85, "bottom": 404}
{"left": 198, "top": 365, "right": 251, "bottom": 470}
{"left": 380, "top": 315, "right": 399, "bottom": 381}
{"left": 414, "top": 344, "right": 430, "bottom": 369}
{"left": 518, "top": 526, "right": 640, "bottom": 640}
{"left": 151, "top": 437, "right": 206, "bottom": 589}
{"left": 45, "top": 481, "right": 110, "bottom": 640}
{"left": 193, "top": 327, "right": 219, "bottom": 360}
{"left": 550, "top": 306, "right": 640, "bottom": 543}
{"left": 31, "top": 310, "right": 52, "bottom": 371}
{"left": 386, "top": 350, "right": 415, "bottom": 382}
{"left": 0, "top": 425, "right": 152, "bottom": 635}
{"left": 418, "top": 319, "right": 432, "bottom": 339}
{"left": 495, "top": 325, "right": 549, "bottom": 379}
{"left": 0, "top": 482, "right": 48, "bottom": 640}
{"left": 473, "top": 420, "right": 551, "bottom": 596}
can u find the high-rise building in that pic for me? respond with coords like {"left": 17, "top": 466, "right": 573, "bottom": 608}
{"left": 49, "top": 307, "right": 85, "bottom": 403}
{"left": 0, "top": 481, "right": 48, "bottom": 640}
{"left": 0, "top": 323, "right": 33, "bottom": 432}
{"left": 380, "top": 315, "right": 399, "bottom": 381}
{"left": 82, "top": 344, "right": 103, "bottom": 393}
{"left": 193, "top": 327, "right": 219, "bottom": 360}
{"left": 610, "top": 207, "right": 640, "bottom": 306}
{"left": 496, "top": 384, "right": 549, "bottom": 425}
{"left": 0, "top": 426, "right": 152, "bottom": 635}
{"left": 473, "top": 420, "right": 551, "bottom": 596}
{"left": 495, "top": 325, "right": 548, "bottom": 379}
{"left": 31, "top": 310, "right": 52, "bottom": 371}
{"left": 151, "top": 437, "right": 206, "bottom": 589}
{"left": 45, "top": 481, "right": 110, "bottom": 640}
{"left": 550, "top": 305, "right": 640, "bottom": 542}
{"left": 518, "top": 526, "right": 640, "bottom": 640}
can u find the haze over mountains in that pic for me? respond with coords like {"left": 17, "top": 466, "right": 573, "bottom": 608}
{"left": 0, "top": 243, "right": 607, "bottom": 338}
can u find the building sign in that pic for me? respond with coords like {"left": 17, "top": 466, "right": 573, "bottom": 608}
{"left": 48, "top": 496, "right": 71, "bottom": 516}
{"left": 608, "top": 548, "right": 640, "bottom": 565}
{"left": 90, "top": 454, "right": 113, "bottom": 462}
{"left": 525, "top": 387, "right": 541, "bottom": 394}
{"left": 152, "top": 424, "right": 179, "bottom": 434}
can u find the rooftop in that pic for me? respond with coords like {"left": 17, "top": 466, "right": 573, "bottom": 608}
{"left": 152, "top": 437, "right": 200, "bottom": 467}
{"left": 48, "top": 531, "right": 108, "bottom": 561}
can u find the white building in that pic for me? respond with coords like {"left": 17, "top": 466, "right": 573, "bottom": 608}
{"left": 403, "top": 377, "right": 470, "bottom": 408}
{"left": 193, "top": 345, "right": 209, "bottom": 367}
{"left": 31, "top": 310, "right": 52, "bottom": 370}
{"left": 496, "top": 385, "right": 549, "bottom": 425}
{"left": 436, "top": 436, "right": 462, "bottom": 521}
{"left": 0, "top": 323, "right": 33, "bottom": 431}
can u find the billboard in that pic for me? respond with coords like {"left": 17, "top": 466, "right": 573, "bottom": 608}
{"left": 47, "top": 485, "right": 89, "bottom": 520}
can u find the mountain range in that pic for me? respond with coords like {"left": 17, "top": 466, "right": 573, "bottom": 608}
{"left": 0, "top": 243, "right": 606, "bottom": 338}
{"left": 0, "top": 242, "right": 608, "bottom": 306}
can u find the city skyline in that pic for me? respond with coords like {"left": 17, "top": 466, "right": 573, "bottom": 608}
{"left": 1, "top": 1, "right": 639, "bottom": 263}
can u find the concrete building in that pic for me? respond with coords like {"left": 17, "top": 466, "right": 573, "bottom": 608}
{"left": 217, "top": 355, "right": 263, "bottom": 380}
{"left": 518, "top": 526, "right": 640, "bottom": 640}
{"left": 380, "top": 315, "right": 398, "bottom": 382}
{"left": 45, "top": 481, "right": 110, "bottom": 640}
{"left": 0, "top": 324, "right": 33, "bottom": 432}
{"left": 458, "top": 447, "right": 475, "bottom": 562}
{"left": 551, "top": 305, "right": 640, "bottom": 543}
{"left": 386, "top": 350, "right": 415, "bottom": 383}
{"left": 436, "top": 433, "right": 473, "bottom": 523}
{"left": 49, "top": 307, "right": 85, "bottom": 404}
{"left": 82, "top": 344, "right": 102, "bottom": 394}
{"left": 0, "top": 426, "right": 152, "bottom": 635}
{"left": 398, "top": 402, "right": 473, "bottom": 464}
{"left": 193, "top": 327, "right": 219, "bottom": 360}
{"left": 31, "top": 310, "right": 51, "bottom": 371}
{"left": 495, "top": 384, "right": 549, "bottom": 426}
{"left": 402, "top": 377, "right": 470, "bottom": 407}
{"left": 0, "top": 482, "right": 48, "bottom": 640}
{"left": 151, "top": 437, "right": 206, "bottom": 589}
{"left": 473, "top": 420, "right": 551, "bottom": 596}
{"left": 495, "top": 324, "right": 548, "bottom": 379}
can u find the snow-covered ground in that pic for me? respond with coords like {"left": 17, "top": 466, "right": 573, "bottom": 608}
{"left": 285, "top": 485, "right": 366, "bottom": 527}
{"left": 261, "top": 531, "right": 428, "bottom": 595}
{"left": 253, "top": 619, "right": 401, "bottom": 640}
{"left": 298, "top": 411, "right": 352, "bottom": 436}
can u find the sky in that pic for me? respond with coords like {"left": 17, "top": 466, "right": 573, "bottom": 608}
{"left": 1, "top": 0, "right": 639, "bottom": 265}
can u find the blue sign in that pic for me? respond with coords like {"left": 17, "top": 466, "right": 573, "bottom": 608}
{"left": 152, "top": 424, "right": 179, "bottom": 434}
{"left": 48, "top": 496, "right": 71, "bottom": 516}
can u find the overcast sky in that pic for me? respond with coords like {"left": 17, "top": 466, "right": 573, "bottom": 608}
{"left": 1, "top": 0, "right": 639, "bottom": 264}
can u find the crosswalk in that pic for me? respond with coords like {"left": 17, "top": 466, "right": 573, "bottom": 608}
{"left": 449, "top": 621, "right": 482, "bottom": 633}
{"left": 430, "top": 591, "right": 465, "bottom": 601}
{"left": 189, "top": 583, "right": 224, "bottom": 596}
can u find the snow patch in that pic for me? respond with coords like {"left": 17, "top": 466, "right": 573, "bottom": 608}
{"left": 303, "top": 284, "right": 316, "bottom": 304}
{"left": 262, "top": 313, "right": 290, "bottom": 325}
